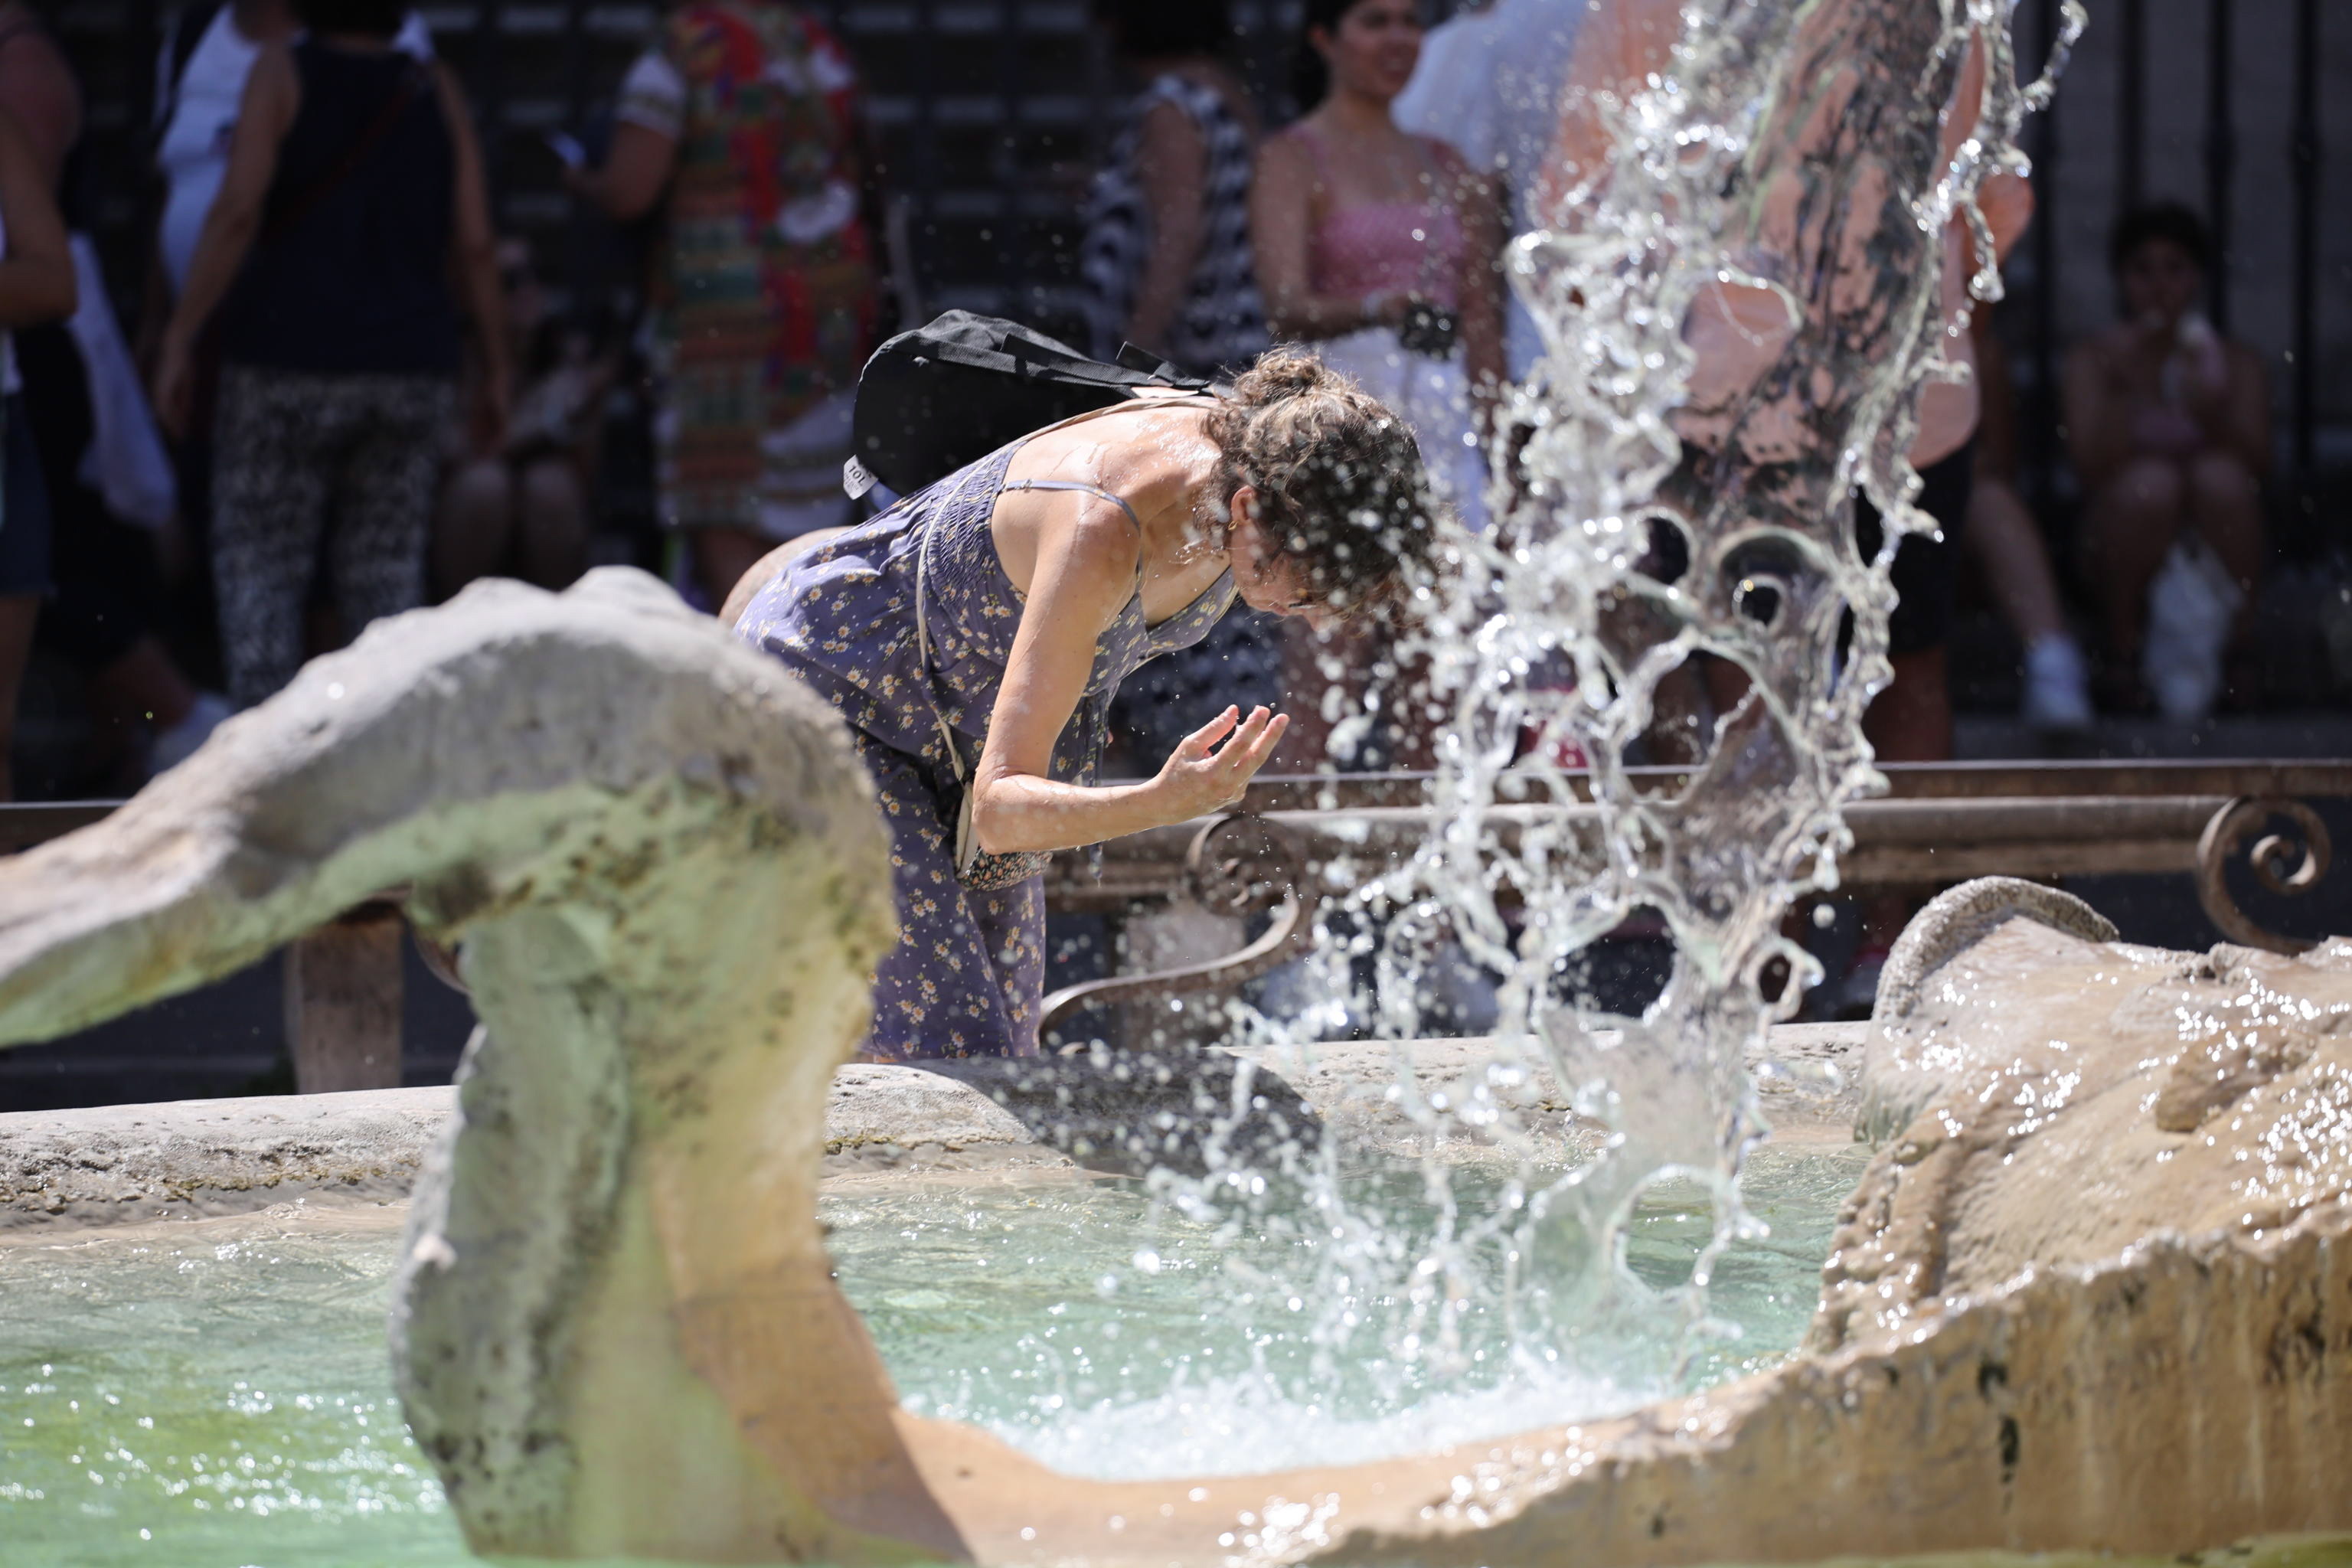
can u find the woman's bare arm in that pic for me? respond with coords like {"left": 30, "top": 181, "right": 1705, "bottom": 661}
{"left": 1125, "top": 99, "right": 1209, "bottom": 356}
{"left": 2061, "top": 338, "right": 2132, "bottom": 491}
{"left": 2208, "top": 341, "right": 2272, "bottom": 479}
{"left": 1250, "top": 132, "right": 1397, "bottom": 341}
{"left": 438, "top": 64, "right": 510, "bottom": 448}
{"left": 970, "top": 498, "right": 1285, "bottom": 854}
{"left": 0, "top": 20, "right": 80, "bottom": 193}
{"left": 152, "top": 43, "right": 298, "bottom": 436}
{"left": 572, "top": 120, "right": 676, "bottom": 223}
{"left": 0, "top": 108, "right": 73, "bottom": 328}
{"left": 1443, "top": 142, "right": 1508, "bottom": 420}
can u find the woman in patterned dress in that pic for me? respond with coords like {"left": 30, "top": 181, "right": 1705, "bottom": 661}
{"left": 573, "top": 0, "right": 880, "bottom": 612}
{"left": 730, "top": 353, "right": 1439, "bottom": 1060}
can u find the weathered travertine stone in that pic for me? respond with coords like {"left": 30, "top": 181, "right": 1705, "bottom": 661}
{"left": 1857, "top": 875, "right": 2118, "bottom": 1140}
{"left": 0, "top": 570, "right": 933, "bottom": 1562}
{"left": 1823, "top": 906, "right": 2352, "bottom": 1345}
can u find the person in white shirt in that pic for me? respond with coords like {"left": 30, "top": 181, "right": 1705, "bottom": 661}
{"left": 1390, "top": 0, "right": 1583, "bottom": 381}
{"left": 152, "top": 0, "right": 432, "bottom": 297}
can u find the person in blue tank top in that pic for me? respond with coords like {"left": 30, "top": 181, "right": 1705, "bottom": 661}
{"left": 728, "top": 352, "right": 1440, "bottom": 1061}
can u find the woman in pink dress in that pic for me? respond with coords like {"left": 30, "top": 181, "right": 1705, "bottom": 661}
{"left": 1249, "top": 0, "right": 1503, "bottom": 773}
{"left": 1250, "top": 0, "right": 1504, "bottom": 537}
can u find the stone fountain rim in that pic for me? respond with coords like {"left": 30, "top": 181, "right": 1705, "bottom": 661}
{"left": 0, "top": 1025, "right": 1865, "bottom": 1238}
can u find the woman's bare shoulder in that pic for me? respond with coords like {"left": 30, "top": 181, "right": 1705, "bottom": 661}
{"left": 1422, "top": 136, "right": 1473, "bottom": 175}
{"left": 1259, "top": 124, "right": 1316, "bottom": 165}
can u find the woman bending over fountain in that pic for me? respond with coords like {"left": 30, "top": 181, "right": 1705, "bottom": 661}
{"left": 730, "top": 353, "right": 1437, "bottom": 1060}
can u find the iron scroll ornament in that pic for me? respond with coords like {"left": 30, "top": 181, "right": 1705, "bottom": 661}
{"left": 1037, "top": 814, "right": 1315, "bottom": 1037}
{"left": 2194, "top": 795, "right": 2334, "bottom": 956}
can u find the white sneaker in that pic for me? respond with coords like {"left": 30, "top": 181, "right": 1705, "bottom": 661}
{"left": 2021, "top": 635, "right": 2094, "bottom": 731}
{"left": 149, "top": 691, "right": 234, "bottom": 778}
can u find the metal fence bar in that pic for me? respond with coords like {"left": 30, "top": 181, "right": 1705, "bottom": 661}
{"left": 2026, "top": 0, "right": 2064, "bottom": 512}
{"left": 2116, "top": 0, "right": 2144, "bottom": 208}
{"left": 998, "top": 0, "right": 1020, "bottom": 312}
{"left": 2202, "top": 0, "right": 2234, "bottom": 333}
{"left": 2291, "top": 0, "right": 2321, "bottom": 518}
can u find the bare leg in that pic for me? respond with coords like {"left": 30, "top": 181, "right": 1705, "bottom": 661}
{"left": 2083, "top": 456, "right": 2187, "bottom": 668}
{"left": 433, "top": 458, "right": 514, "bottom": 599}
{"left": 691, "top": 527, "right": 774, "bottom": 616}
{"left": 1965, "top": 475, "right": 2092, "bottom": 728}
{"left": 2186, "top": 449, "right": 2265, "bottom": 621}
{"left": 0, "top": 595, "right": 36, "bottom": 800}
{"left": 1965, "top": 475, "right": 2064, "bottom": 642}
{"left": 514, "top": 456, "right": 590, "bottom": 590}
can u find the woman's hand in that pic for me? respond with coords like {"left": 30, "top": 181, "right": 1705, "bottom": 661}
{"left": 151, "top": 332, "right": 194, "bottom": 443}
{"left": 1149, "top": 705, "right": 1290, "bottom": 819}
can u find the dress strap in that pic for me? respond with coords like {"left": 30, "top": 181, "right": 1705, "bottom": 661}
{"left": 1001, "top": 479, "right": 1151, "bottom": 596}
{"left": 1000, "top": 477, "right": 1143, "bottom": 536}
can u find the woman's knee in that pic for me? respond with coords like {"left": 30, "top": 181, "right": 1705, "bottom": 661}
{"left": 516, "top": 457, "right": 581, "bottom": 514}
{"left": 2100, "top": 456, "right": 2187, "bottom": 521}
{"left": 2187, "top": 449, "right": 2260, "bottom": 517}
{"left": 442, "top": 456, "right": 513, "bottom": 519}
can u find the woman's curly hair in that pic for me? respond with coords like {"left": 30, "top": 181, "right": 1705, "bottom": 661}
{"left": 1206, "top": 351, "right": 1440, "bottom": 615}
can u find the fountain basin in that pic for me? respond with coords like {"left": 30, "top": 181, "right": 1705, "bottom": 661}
{"left": 0, "top": 1038, "right": 1864, "bottom": 1567}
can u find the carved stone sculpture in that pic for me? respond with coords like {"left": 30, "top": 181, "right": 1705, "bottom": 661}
{"left": 0, "top": 578, "right": 2343, "bottom": 1563}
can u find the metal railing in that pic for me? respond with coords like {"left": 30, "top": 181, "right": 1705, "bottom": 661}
{"left": 17, "top": 760, "right": 2344, "bottom": 1062}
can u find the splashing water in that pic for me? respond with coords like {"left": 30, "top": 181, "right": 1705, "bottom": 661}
{"left": 1166, "top": 0, "right": 2085, "bottom": 1380}
{"left": 1416, "top": 0, "right": 2081, "bottom": 1312}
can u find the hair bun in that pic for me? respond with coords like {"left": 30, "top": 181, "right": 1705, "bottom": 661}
{"left": 1204, "top": 347, "right": 1437, "bottom": 617}
{"left": 1228, "top": 349, "right": 1344, "bottom": 408}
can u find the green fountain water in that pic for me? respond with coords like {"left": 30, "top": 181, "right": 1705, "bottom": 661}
{"left": 1, "top": 1145, "right": 1866, "bottom": 1566}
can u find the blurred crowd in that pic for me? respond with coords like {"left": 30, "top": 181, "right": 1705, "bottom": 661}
{"left": 0, "top": 0, "right": 2289, "bottom": 805}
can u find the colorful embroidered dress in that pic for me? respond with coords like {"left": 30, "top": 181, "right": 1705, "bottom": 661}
{"left": 618, "top": 0, "right": 878, "bottom": 533}
{"left": 737, "top": 440, "right": 1238, "bottom": 1060}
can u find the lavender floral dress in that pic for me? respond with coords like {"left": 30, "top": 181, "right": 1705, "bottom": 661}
{"left": 737, "top": 441, "right": 1236, "bottom": 1060}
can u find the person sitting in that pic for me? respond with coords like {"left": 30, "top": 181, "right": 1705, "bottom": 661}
{"left": 2062, "top": 203, "right": 2269, "bottom": 707}
{"left": 727, "top": 353, "right": 1439, "bottom": 1061}
{"left": 433, "top": 237, "right": 611, "bottom": 596}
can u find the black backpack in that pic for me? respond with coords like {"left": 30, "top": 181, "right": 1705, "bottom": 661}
{"left": 844, "top": 312, "right": 1217, "bottom": 499}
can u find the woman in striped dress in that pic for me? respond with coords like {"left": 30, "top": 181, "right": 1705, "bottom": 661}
{"left": 1080, "top": 0, "right": 1281, "bottom": 770}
